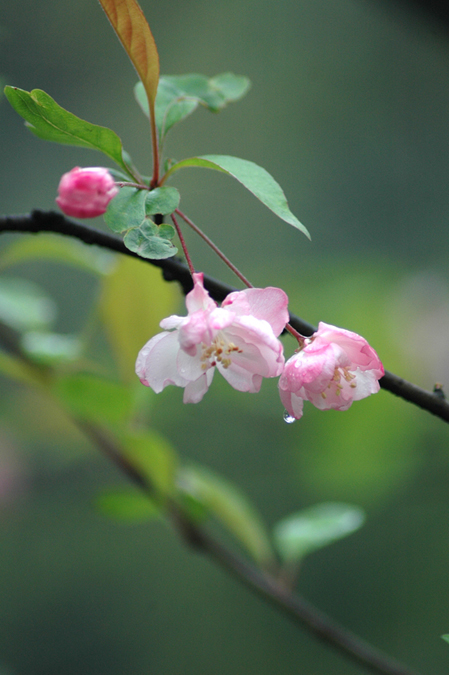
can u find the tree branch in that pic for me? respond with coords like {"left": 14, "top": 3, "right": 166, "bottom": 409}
{"left": 1, "top": 210, "right": 448, "bottom": 423}
{"left": 80, "top": 420, "right": 423, "bottom": 675}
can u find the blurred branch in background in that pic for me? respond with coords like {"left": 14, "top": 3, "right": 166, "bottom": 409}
{"left": 378, "top": 0, "right": 449, "bottom": 31}
{"left": 1, "top": 210, "right": 448, "bottom": 424}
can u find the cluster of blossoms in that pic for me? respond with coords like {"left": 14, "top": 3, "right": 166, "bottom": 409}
{"left": 136, "top": 275, "right": 384, "bottom": 420}
{"left": 54, "top": 167, "right": 384, "bottom": 419}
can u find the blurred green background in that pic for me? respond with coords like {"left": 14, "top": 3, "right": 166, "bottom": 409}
{"left": 2, "top": 1, "right": 449, "bottom": 673}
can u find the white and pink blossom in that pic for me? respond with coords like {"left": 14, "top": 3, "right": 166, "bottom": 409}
{"left": 136, "top": 273, "right": 289, "bottom": 403}
{"left": 56, "top": 166, "right": 118, "bottom": 218}
{"left": 279, "top": 322, "right": 384, "bottom": 420}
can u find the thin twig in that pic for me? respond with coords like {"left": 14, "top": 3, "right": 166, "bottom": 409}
{"left": 171, "top": 212, "right": 196, "bottom": 276}
{"left": 175, "top": 208, "right": 254, "bottom": 288}
{"left": 1, "top": 210, "right": 448, "bottom": 423}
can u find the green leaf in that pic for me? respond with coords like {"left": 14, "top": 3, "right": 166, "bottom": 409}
{"left": 4, "top": 86, "right": 134, "bottom": 177}
{"left": 104, "top": 186, "right": 180, "bottom": 235}
{"left": 273, "top": 503, "right": 365, "bottom": 564}
{"left": 145, "top": 186, "right": 180, "bottom": 215}
{"left": 53, "top": 373, "right": 134, "bottom": 428}
{"left": 104, "top": 186, "right": 147, "bottom": 233}
{"left": 122, "top": 430, "right": 178, "bottom": 497}
{"left": 99, "top": 256, "right": 179, "bottom": 383}
{"left": 96, "top": 489, "right": 160, "bottom": 522}
{"left": 123, "top": 221, "right": 177, "bottom": 260}
{"left": 21, "top": 332, "right": 82, "bottom": 366}
{"left": 0, "top": 234, "right": 114, "bottom": 275}
{"left": 178, "top": 465, "right": 275, "bottom": 567}
{"left": 442, "top": 635, "right": 449, "bottom": 644}
{"left": 135, "top": 73, "right": 250, "bottom": 142}
{"left": 209, "top": 72, "right": 251, "bottom": 102}
{"left": 0, "top": 277, "right": 56, "bottom": 332}
{"left": 163, "top": 154, "right": 310, "bottom": 238}
{"left": 0, "top": 351, "right": 47, "bottom": 387}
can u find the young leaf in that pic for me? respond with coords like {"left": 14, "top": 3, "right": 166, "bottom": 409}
{"left": 104, "top": 186, "right": 148, "bottom": 233}
{"left": 4, "top": 86, "right": 135, "bottom": 178}
{"left": 123, "top": 222, "right": 177, "bottom": 260}
{"left": 135, "top": 72, "right": 251, "bottom": 142}
{"left": 273, "top": 503, "right": 365, "bottom": 565}
{"left": 178, "top": 465, "right": 275, "bottom": 568}
{"left": 122, "top": 430, "right": 178, "bottom": 497}
{"left": 0, "top": 351, "right": 47, "bottom": 387}
{"left": 96, "top": 489, "right": 160, "bottom": 522}
{"left": 104, "top": 186, "right": 180, "bottom": 234}
{"left": 0, "top": 234, "right": 114, "bottom": 276}
{"left": 99, "top": 256, "right": 179, "bottom": 382}
{"left": 53, "top": 373, "right": 134, "bottom": 428}
{"left": 145, "top": 186, "right": 180, "bottom": 215}
{"left": 0, "top": 278, "right": 56, "bottom": 333}
{"left": 21, "top": 332, "right": 82, "bottom": 366}
{"left": 163, "top": 154, "right": 310, "bottom": 238}
{"left": 97, "top": 0, "right": 159, "bottom": 116}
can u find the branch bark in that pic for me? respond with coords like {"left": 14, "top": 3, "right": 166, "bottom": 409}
{"left": 1, "top": 210, "right": 448, "bottom": 423}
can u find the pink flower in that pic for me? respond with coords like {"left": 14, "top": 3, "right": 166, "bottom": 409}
{"left": 279, "top": 322, "right": 384, "bottom": 420}
{"left": 56, "top": 167, "right": 118, "bottom": 218}
{"left": 136, "top": 273, "right": 289, "bottom": 403}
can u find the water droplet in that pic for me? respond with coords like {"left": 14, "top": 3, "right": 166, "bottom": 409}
{"left": 283, "top": 410, "right": 296, "bottom": 424}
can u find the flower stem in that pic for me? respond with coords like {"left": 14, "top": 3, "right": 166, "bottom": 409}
{"left": 284, "top": 322, "right": 307, "bottom": 345}
{"left": 175, "top": 209, "right": 254, "bottom": 289}
{"left": 171, "top": 213, "right": 196, "bottom": 277}
{"left": 4, "top": 211, "right": 449, "bottom": 425}
{"left": 116, "top": 181, "right": 149, "bottom": 190}
{"left": 149, "top": 102, "right": 160, "bottom": 189}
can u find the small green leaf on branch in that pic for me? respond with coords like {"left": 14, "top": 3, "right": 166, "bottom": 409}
{"left": 273, "top": 502, "right": 365, "bottom": 564}
{"left": 0, "top": 235, "right": 114, "bottom": 276}
{"left": 104, "top": 186, "right": 180, "bottom": 236}
{"left": 178, "top": 465, "right": 275, "bottom": 567}
{"left": 96, "top": 489, "right": 160, "bottom": 522}
{"left": 53, "top": 373, "right": 134, "bottom": 428}
{"left": 21, "top": 332, "right": 82, "bottom": 366}
{"left": 145, "top": 186, "right": 180, "bottom": 215}
{"left": 122, "top": 430, "right": 178, "bottom": 498}
{"left": 135, "top": 72, "right": 250, "bottom": 142}
{"left": 104, "top": 187, "right": 148, "bottom": 233}
{"left": 124, "top": 219, "right": 177, "bottom": 260}
{"left": 0, "top": 277, "right": 56, "bottom": 333}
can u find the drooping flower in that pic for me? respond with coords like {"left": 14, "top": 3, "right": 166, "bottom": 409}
{"left": 56, "top": 166, "right": 118, "bottom": 218}
{"left": 279, "top": 322, "right": 384, "bottom": 420}
{"left": 136, "top": 273, "right": 289, "bottom": 403}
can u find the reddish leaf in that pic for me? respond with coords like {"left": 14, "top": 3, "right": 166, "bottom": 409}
{"left": 98, "top": 0, "right": 159, "bottom": 111}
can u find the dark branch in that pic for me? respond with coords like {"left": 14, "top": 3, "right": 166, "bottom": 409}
{"left": 1, "top": 210, "right": 449, "bottom": 423}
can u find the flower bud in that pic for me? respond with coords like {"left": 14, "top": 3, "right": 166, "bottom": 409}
{"left": 56, "top": 167, "right": 118, "bottom": 218}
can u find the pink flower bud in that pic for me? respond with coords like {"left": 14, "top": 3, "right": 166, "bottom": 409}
{"left": 56, "top": 166, "right": 119, "bottom": 218}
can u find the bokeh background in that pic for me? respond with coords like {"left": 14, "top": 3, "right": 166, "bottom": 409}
{"left": 2, "top": 1, "right": 449, "bottom": 673}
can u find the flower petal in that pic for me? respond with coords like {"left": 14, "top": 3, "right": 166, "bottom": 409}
{"left": 136, "top": 331, "right": 187, "bottom": 392}
{"left": 222, "top": 287, "right": 289, "bottom": 336}
{"left": 183, "top": 369, "right": 214, "bottom": 403}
